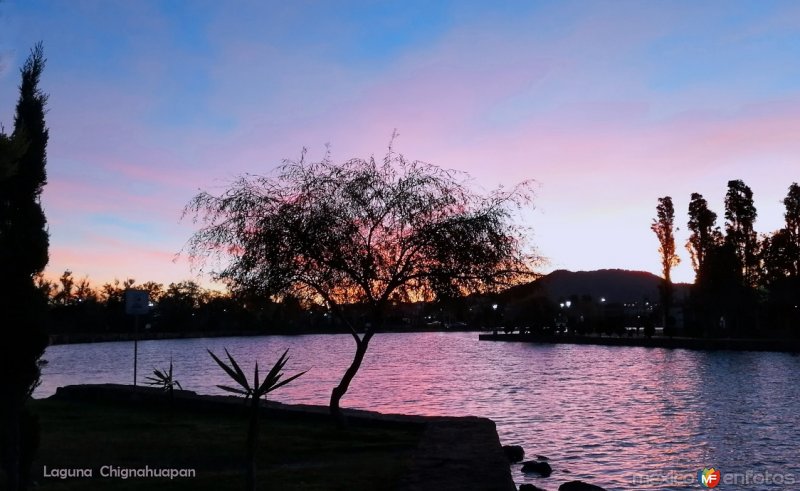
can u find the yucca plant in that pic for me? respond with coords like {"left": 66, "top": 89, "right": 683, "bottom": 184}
{"left": 145, "top": 359, "right": 183, "bottom": 392}
{"left": 208, "top": 348, "right": 306, "bottom": 491}
{"left": 145, "top": 359, "right": 183, "bottom": 415}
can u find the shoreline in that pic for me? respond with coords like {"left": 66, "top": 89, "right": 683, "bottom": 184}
{"left": 48, "top": 330, "right": 800, "bottom": 353}
{"left": 48, "top": 326, "right": 483, "bottom": 346}
{"left": 479, "top": 333, "right": 800, "bottom": 353}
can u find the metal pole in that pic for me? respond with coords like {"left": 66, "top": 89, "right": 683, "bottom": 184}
{"left": 133, "top": 314, "right": 139, "bottom": 386}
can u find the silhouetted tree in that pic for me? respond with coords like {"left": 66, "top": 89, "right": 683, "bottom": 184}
{"left": 101, "top": 278, "right": 135, "bottom": 305}
{"left": 157, "top": 281, "right": 209, "bottom": 331}
{"left": 184, "top": 144, "right": 540, "bottom": 422}
{"left": 686, "top": 193, "right": 721, "bottom": 280}
{"left": 685, "top": 189, "right": 755, "bottom": 335}
{"left": 651, "top": 196, "right": 680, "bottom": 331}
{"left": 0, "top": 43, "right": 50, "bottom": 491}
{"left": 724, "top": 179, "right": 759, "bottom": 286}
{"left": 164, "top": 280, "right": 207, "bottom": 308}
{"left": 54, "top": 270, "right": 75, "bottom": 306}
{"left": 760, "top": 232, "right": 790, "bottom": 284}
{"left": 32, "top": 273, "right": 55, "bottom": 302}
{"left": 697, "top": 238, "right": 759, "bottom": 336}
{"left": 139, "top": 281, "right": 165, "bottom": 303}
{"left": 73, "top": 276, "right": 96, "bottom": 303}
{"left": 685, "top": 180, "right": 761, "bottom": 336}
{"left": 97, "top": 278, "right": 135, "bottom": 332}
{"left": 782, "top": 183, "right": 800, "bottom": 277}
{"left": 758, "top": 184, "right": 800, "bottom": 334}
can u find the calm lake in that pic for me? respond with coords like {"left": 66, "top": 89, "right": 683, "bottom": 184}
{"left": 36, "top": 332, "right": 800, "bottom": 490}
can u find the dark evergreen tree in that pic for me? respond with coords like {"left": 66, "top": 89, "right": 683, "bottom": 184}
{"left": 0, "top": 133, "right": 27, "bottom": 181}
{"left": 685, "top": 191, "right": 751, "bottom": 336}
{"left": 760, "top": 184, "right": 800, "bottom": 335}
{"left": 0, "top": 43, "right": 50, "bottom": 491}
{"left": 760, "top": 231, "right": 794, "bottom": 285}
{"left": 686, "top": 192, "right": 721, "bottom": 280}
{"left": 783, "top": 183, "right": 800, "bottom": 277}
{"left": 693, "top": 180, "right": 760, "bottom": 336}
{"left": 694, "top": 241, "right": 748, "bottom": 334}
{"left": 724, "top": 179, "right": 758, "bottom": 286}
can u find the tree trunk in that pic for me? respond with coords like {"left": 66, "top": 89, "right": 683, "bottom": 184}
{"left": 329, "top": 331, "right": 373, "bottom": 425}
{"left": 662, "top": 278, "right": 674, "bottom": 335}
{"left": 245, "top": 396, "right": 260, "bottom": 491}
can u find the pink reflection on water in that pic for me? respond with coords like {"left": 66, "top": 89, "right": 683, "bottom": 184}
{"left": 37, "top": 332, "right": 800, "bottom": 489}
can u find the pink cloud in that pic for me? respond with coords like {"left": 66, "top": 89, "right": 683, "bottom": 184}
{"left": 46, "top": 234, "right": 197, "bottom": 287}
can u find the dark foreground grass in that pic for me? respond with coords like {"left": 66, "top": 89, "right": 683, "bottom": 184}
{"left": 27, "top": 398, "right": 423, "bottom": 491}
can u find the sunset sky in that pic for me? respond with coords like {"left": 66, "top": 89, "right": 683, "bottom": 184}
{"left": 1, "top": 1, "right": 799, "bottom": 287}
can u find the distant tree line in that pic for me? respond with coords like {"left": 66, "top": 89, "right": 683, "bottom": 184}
{"left": 39, "top": 274, "right": 549, "bottom": 337}
{"left": 35, "top": 272, "right": 324, "bottom": 335}
{"left": 39, "top": 271, "right": 662, "bottom": 337}
{"left": 37, "top": 271, "right": 479, "bottom": 336}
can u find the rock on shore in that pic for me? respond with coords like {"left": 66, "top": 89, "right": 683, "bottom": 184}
{"left": 521, "top": 460, "right": 552, "bottom": 477}
{"left": 558, "top": 480, "right": 607, "bottom": 491}
{"left": 519, "top": 484, "right": 547, "bottom": 491}
{"left": 503, "top": 445, "right": 525, "bottom": 463}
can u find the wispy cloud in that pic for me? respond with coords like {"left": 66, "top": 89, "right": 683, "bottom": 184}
{"left": 0, "top": 50, "right": 11, "bottom": 78}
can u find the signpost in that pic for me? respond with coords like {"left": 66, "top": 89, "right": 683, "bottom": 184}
{"left": 125, "top": 289, "right": 150, "bottom": 386}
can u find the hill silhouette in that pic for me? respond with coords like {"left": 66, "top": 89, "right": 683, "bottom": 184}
{"left": 501, "top": 269, "right": 691, "bottom": 304}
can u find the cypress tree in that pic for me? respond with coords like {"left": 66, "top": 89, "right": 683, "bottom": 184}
{"left": 0, "top": 42, "right": 50, "bottom": 491}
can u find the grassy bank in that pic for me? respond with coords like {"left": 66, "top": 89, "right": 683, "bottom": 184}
{"left": 27, "top": 398, "right": 423, "bottom": 491}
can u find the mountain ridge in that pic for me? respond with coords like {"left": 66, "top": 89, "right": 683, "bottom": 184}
{"left": 501, "top": 268, "right": 691, "bottom": 304}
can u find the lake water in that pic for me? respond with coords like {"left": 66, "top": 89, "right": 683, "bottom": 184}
{"left": 36, "top": 332, "right": 800, "bottom": 490}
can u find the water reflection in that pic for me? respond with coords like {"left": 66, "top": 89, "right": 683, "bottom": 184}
{"left": 37, "top": 332, "right": 800, "bottom": 489}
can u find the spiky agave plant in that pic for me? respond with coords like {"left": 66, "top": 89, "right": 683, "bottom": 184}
{"left": 145, "top": 359, "right": 183, "bottom": 391}
{"left": 208, "top": 348, "right": 306, "bottom": 491}
{"left": 145, "top": 359, "right": 183, "bottom": 412}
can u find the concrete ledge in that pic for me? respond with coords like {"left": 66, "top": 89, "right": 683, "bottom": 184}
{"left": 398, "top": 417, "right": 515, "bottom": 491}
{"left": 50, "top": 384, "right": 516, "bottom": 490}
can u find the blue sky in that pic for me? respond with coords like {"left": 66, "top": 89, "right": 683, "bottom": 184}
{"left": 1, "top": 0, "right": 799, "bottom": 286}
